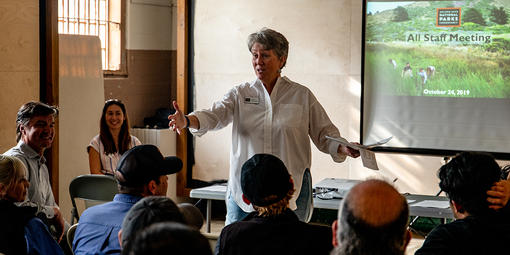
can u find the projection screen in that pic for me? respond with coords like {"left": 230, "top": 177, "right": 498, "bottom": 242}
{"left": 361, "top": 0, "right": 510, "bottom": 158}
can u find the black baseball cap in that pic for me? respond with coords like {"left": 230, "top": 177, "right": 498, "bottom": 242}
{"left": 116, "top": 144, "right": 182, "bottom": 186}
{"left": 241, "top": 154, "right": 292, "bottom": 206}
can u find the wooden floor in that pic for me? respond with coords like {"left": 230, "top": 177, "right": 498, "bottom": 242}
{"left": 200, "top": 219, "right": 426, "bottom": 254}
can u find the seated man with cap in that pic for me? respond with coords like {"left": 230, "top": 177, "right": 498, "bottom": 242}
{"left": 72, "top": 144, "right": 182, "bottom": 255}
{"left": 217, "top": 153, "right": 333, "bottom": 255}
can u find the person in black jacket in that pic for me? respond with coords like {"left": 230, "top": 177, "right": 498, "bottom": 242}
{"left": 0, "top": 155, "right": 63, "bottom": 255}
{"left": 416, "top": 152, "right": 510, "bottom": 255}
{"left": 217, "top": 153, "right": 333, "bottom": 255}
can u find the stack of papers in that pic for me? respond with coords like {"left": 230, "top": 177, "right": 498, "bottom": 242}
{"left": 325, "top": 136, "right": 392, "bottom": 170}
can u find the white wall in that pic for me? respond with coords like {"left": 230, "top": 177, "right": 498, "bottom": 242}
{"left": 126, "top": 0, "right": 177, "bottom": 50}
{"left": 190, "top": 0, "right": 477, "bottom": 195}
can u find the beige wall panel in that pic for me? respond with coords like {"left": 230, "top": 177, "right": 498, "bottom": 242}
{"left": 0, "top": 0, "right": 39, "bottom": 72}
{"left": 58, "top": 35, "right": 105, "bottom": 221}
{"left": 0, "top": 72, "right": 39, "bottom": 152}
{"left": 127, "top": 0, "right": 175, "bottom": 50}
{"left": 0, "top": 0, "right": 39, "bottom": 153}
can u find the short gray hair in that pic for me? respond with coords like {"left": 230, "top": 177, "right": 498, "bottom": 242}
{"left": 247, "top": 28, "right": 289, "bottom": 68}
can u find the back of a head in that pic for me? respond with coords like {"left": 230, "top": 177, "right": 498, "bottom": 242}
{"left": 336, "top": 179, "right": 409, "bottom": 255}
{"left": 114, "top": 144, "right": 182, "bottom": 195}
{"left": 128, "top": 222, "right": 212, "bottom": 255}
{"left": 178, "top": 203, "right": 204, "bottom": 230}
{"left": 121, "top": 196, "right": 185, "bottom": 253}
{"left": 241, "top": 154, "right": 294, "bottom": 216}
{"left": 438, "top": 152, "right": 501, "bottom": 216}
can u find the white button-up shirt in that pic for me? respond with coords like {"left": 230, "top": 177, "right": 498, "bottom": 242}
{"left": 190, "top": 76, "right": 347, "bottom": 211}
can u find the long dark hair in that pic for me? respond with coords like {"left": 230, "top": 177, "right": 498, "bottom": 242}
{"left": 100, "top": 99, "right": 131, "bottom": 155}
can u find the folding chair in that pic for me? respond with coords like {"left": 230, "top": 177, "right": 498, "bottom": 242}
{"left": 66, "top": 223, "right": 78, "bottom": 251}
{"left": 69, "top": 174, "right": 118, "bottom": 224}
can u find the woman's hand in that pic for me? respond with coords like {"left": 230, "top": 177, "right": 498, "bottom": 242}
{"left": 487, "top": 180, "right": 510, "bottom": 210}
{"left": 337, "top": 143, "right": 361, "bottom": 158}
{"left": 168, "top": 101, "right": 187, "bottom": 135}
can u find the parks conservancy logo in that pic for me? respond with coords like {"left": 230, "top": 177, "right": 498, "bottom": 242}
{"left": 436, "top": 8, "right": 461, "bottom": 27}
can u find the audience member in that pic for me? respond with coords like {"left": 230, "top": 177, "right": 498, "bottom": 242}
{"left": 217, "top": 153, "right": 333, "bottom": 255}
{"left": 0, "top": 155, "right": 63, "bottom": 255}
{"left": 119, "top": 196, "right": 203, "bottom": 254}
{"left": 416, "top": 152, "right": 510, "bottom": 254}
{"left": 331, "top": 179, "right": 410, "bottom": 255}
{"left": 4, "top": 101, "right": 65, "bottom": 241}
{"left": 88, "top": 99, "right": 141, "bottom": 175}
{"left": 72, "top": 144, "right": 182, "bottom": 255}
{"left": 178, "top": 202, "right": 205, "bottom": 230}
{"left": 128, "top": 222, "right": 212, "bottom": 255}
{"left": 486, "top": 164, "right": 510, "bottom": 210}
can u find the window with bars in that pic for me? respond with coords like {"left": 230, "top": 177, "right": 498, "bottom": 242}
{"left": 58, "top": 0, "right": 125, "bottom": 73}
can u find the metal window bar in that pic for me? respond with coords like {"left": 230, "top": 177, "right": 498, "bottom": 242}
{"left": 58, "top": 0, "right": 120, "bottom": 70}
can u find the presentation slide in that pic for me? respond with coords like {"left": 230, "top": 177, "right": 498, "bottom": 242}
{"left": 365, "top": 0, "right": 510, "bottom": 98}
{"left": 362, "top": 0, "right": 510, "bottom": 156}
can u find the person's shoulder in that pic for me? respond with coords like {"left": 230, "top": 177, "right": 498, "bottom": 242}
{"left": 89, "top": 134, "right": 101, "bottom": 144}
{"left": 4, "top": 143, "right": 24, "bottom": 157}
{"left": 231, "top": 80, "right": 258, "bottom": 92}
{"left": 4, "top": 145, "right": 31, "bottom": 166}
{"left": 25, "top": 216, "right": 48, "bottom": 231}
{"left": 220, "top": 215, "right": 261, "bottom": 235}
{"left": 88, "top": 135, "right": 101, "bottom": 149}
{"left": 281, "top": 76, "right": 313, "bottom": 94}
{"left": 78, "top": 200, "right": 116, "bottom": 220}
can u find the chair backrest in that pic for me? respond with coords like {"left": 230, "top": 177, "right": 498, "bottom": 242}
{"left": 69, "top": 174, "right": 118, "bottom": 224}
{"left": 67, "top": 223, "right": 79, "bottom": 252}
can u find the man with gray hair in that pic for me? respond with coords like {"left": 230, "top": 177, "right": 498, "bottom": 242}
{"left": 331, "top": 179, "right": 411, "bottom": 255}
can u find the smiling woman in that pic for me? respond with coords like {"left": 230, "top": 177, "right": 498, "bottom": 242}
{"left": 88, "top": 99, "right": 141, "bottom": 175}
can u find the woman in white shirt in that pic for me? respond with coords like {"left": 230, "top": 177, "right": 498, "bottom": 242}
{"left": 88, "top": 99, "right": 141, "bottom": 175}
{"left": 168, "top": 28, "right": 360, "bottom": 224}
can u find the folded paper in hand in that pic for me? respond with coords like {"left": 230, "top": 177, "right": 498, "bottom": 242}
{"left": 325, "top": 136, "right": 393, "bottom": 170}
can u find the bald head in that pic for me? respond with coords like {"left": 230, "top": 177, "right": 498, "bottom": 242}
{"left": 334, "top": 179, "right": 410, "bottom": 255}
{"left": 345, "top": 179, "right": 407, "bottom": 227}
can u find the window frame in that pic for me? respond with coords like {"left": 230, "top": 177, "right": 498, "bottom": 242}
{"left": 58, "top": 0, "right": 127, "bottom": 76}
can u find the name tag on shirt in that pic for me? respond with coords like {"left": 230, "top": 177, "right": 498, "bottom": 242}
{"left": 244, "top": 97, "right": 259, "bottom": 104}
